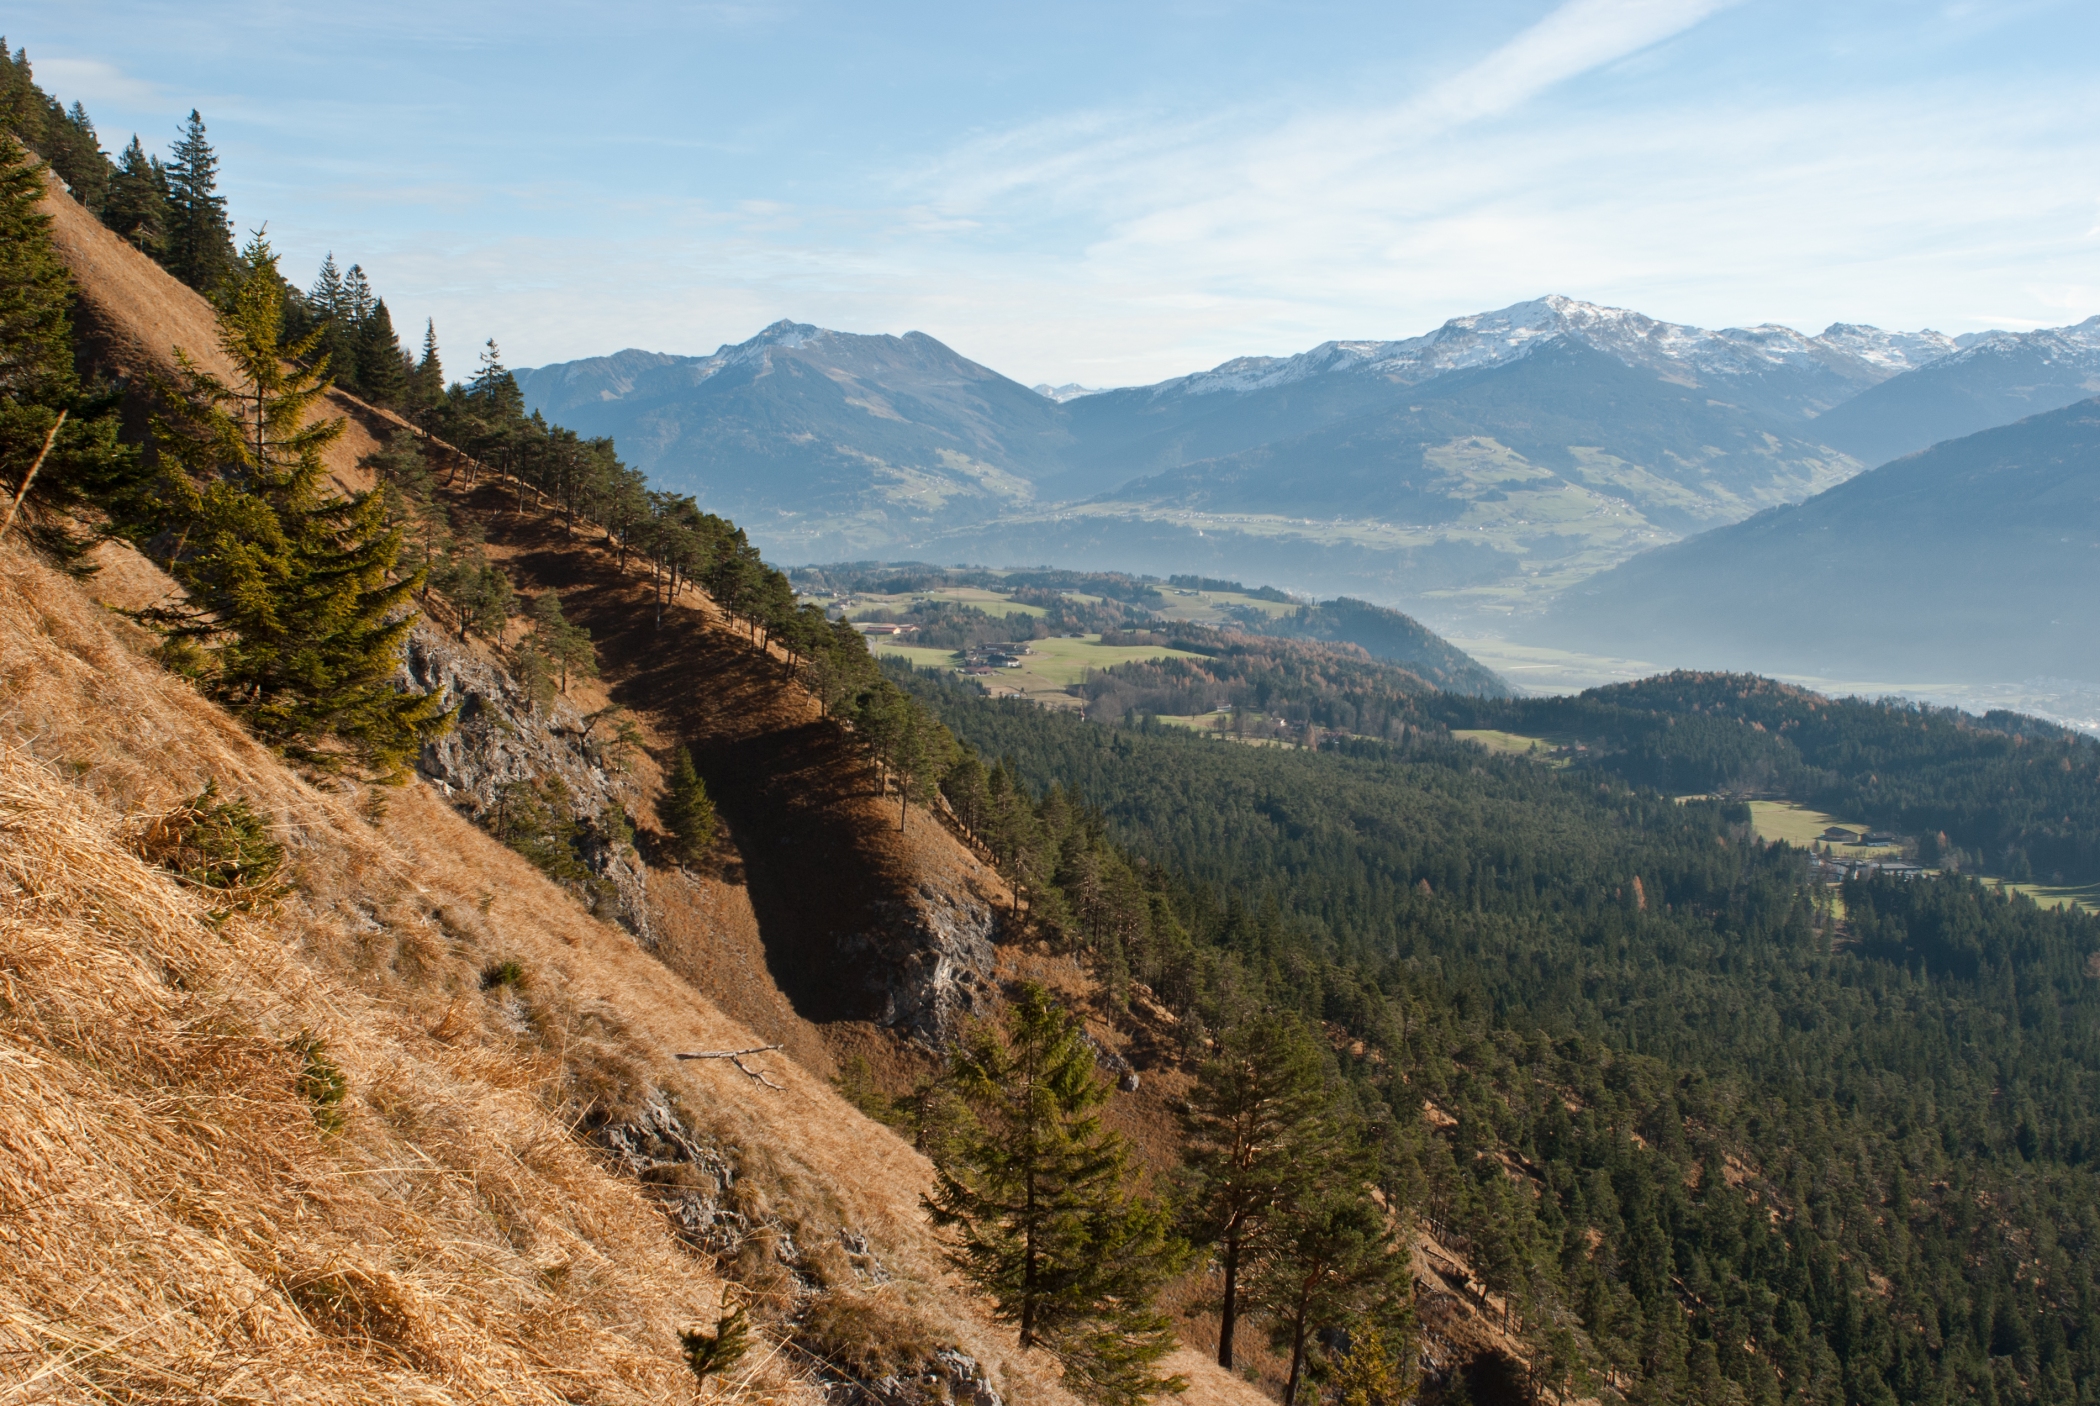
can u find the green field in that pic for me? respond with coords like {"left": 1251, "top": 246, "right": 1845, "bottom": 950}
{"left": 1748, "top": 801, "right": 1904, "bottom": 857}
{"left": 875, "top": 632, "right": 1203, "bottom": 711}
{"left": 1452, "top": 728, "right": 1563, "bottom": 761}
{"left": 1989, "top": 880, "right": 2100, "bottom": 914}
{"left": 842, "top": 585, "right": 1050, "bottom": 620}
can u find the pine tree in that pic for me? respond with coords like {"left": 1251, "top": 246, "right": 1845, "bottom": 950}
{"left": 142, "top": 229, "right": 450, "bottom": 777}
{"left": 0, "top": 135, "right": 141, "bottom": 557}
{"left": 469, "top": 337, "right": 523, "bottom": 418}
{"left": 102, "top": 135, "right": 166, "bottom": 253}
{"left": 163, "top": 110, "right": 233, "bottom": 292}
{"left": 355, "top": 297, "right": 407, "bottom": 405}
{"left": 409, "top": 319, "right": 444, "bottom": 405}
{"left": 1247, "top": 1166, "right": 1409, "bottom": 1406}
{"left": 532, "top": 589, "right": 596, "bottom": 693}
{"left": 1179, "top": 1013, "right": 1339, "bottom": 1370}
{"left": 925, "top": 983, "right": 1188, "bottom": 1406}
{"left": 661, "top": 744, "right": 718, "bottom": 863}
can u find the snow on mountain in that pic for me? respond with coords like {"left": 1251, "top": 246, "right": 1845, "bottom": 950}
{"left": 1924, "top": 314, "right": 2100, "bottom": 373}
{"left": 1154, "top": 295, "right": 1965, "bottom": 400}
{"left": 1033, "top": 382, "right": 1109, "bottom": 402}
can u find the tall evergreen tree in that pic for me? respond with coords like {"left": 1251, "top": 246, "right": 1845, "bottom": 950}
{"left": 102, "top": 135, "right": 167, "bottom": 253}
{"left": 926, "top": 984, "right": 1188, "bottom": 1406}
{"left": 142, "top": 229, "right": 449, "bottom": 776}
{"left": 1248, "top": 1177, "right": 1409, "bottom": 1406}
{"left": 409, "top": 319, "right": 444, "bottom": 405}
{"left": 661, "top": 743, "right": 718, "bottom": 862}
{"left": 1179, "top": 1013, "right": 1339, "bottom": 1370}
{"left": 162, "top": 110, "right": 233, "bottom": 292}
{"left": 307, "top": 253, "right": 358, "bottom": 389}
{"left": 0, "top": 135, "right": 140, "bottom": 558}
{"left": 355, "top": 297, "right": 407, "bottom": 405}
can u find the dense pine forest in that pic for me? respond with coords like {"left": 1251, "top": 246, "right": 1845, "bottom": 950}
{"left": 907, "top": 667, "right": 2100, "bottom": 1406}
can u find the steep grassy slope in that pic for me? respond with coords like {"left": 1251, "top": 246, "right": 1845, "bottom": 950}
{"left": 20, "top": 169, "right": 1278, "bottom": 1406}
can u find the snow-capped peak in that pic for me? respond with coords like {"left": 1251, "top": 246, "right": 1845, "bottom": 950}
{"left": 1157, "top": 296, "right": 1971, "bottom": 400}
{"left": 1034, "top": 382, "right": 1109, "bottom": 403}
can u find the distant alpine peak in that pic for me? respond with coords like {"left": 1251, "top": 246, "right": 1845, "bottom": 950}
{"left": 1162, "top": 295, "right": 1967, "bottom": 400}
{"left": 1033, "top": 382, "right": 1109, "bottom": 403}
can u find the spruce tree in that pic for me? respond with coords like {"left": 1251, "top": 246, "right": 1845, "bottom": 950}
{"left": 409, "top": 319, "right": 444, "bottom": 405}
{"left": 355, "top": 297, "right": 407, "bottom": 406}
{"left": 142, "top": 229, "right": 449, "bottom": 777}
{"left": 926, "top": 983, "right": 1187, "bottom": 1406}
{"left": 1179, "top": 1013, "right": 1339, "bottom": 1370}
{"left": 163, "top": 110, "right": 233, "bottom": 292}
{"left": 661, "top": 744, "right": 717, "bottom": 862}
{"left": 102, "top": 135, "right": 166, "bottom": 253}
{"left": 532, "top": 589, "right": 596, "bottom": 693}
{"left": 0, "top": 135, "right": 141, "bottom": 557}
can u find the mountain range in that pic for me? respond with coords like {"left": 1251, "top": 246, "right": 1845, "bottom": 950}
{"left": 517, "top": 298, "right": 2100, "bottom": 629}
{"left": 1536, "top": 396, "right": 2100, "bottom": 684}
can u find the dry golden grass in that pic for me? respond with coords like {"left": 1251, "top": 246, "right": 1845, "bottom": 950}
{"left": 0, "top": 539, "right": 1102, "bottom": 1406}
{"left": 0, "top": 735, "right": 760, "bottom": 1403}
{"left": 17, "top": 175, "right": 1283, "bottom": 1406}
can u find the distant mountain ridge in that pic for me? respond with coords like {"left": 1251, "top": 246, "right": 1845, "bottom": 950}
{"left": 1808, "top": 316, "right": 2100, "bottom": 467}
{"left": 517, "top": 298, "right": 2096, "bottom": 623}
{"left": 1534, "top": 396, "right": 2100, "bottom": 683}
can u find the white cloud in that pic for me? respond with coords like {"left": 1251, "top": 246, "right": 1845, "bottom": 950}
{"left": 26, "top": 56, "right": 163, "bottom": 108}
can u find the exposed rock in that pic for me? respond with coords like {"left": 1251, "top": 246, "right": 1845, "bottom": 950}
{"left": 841, "top": 888, "right": 999, "bottom": 1048}
{"left": 402, "top": 626, "right": 653, "bottom": 943}
{"left": 1077, "top": 1029, "right": 1139, "bottom": 1092}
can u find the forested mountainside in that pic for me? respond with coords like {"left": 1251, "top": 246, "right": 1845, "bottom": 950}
{"left": 1534, "top": 399, "right": 2100, "bottom": 684}
{"left": 1431, "top": 672, "right": 2100, "bottom": 887}
{"left": 14, "top": 40, "right": 2100, "bottom": 1406}
{"left": 903, "top": 663, "right": 2100, "bottom": 1406}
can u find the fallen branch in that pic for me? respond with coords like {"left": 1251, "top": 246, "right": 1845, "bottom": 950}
{"left": 0, "top": 410, "right": 66, "bottom": 543}
{"left": 677, "top": 1043, "right": 786, "bottom": 1090}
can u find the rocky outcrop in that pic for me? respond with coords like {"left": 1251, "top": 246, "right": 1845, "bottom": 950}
{"left": 402, "top": 626, "right": 654, "bottom": 943}
{"left": 841, "top": 883, "right": 1000, "bottom": 1048}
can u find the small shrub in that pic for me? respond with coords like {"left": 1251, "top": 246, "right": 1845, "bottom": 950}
{"left": 288, "top": 1033, "right": 348, "bottom": 1133}
{"left": 133, "top": 780, "right": 286, "bottom": 912}
{"left": 680, "top": 1301, "right": 750, "bottom": 1385}
{"left": 480, "top": 960, "right": 527, "bottom": 991}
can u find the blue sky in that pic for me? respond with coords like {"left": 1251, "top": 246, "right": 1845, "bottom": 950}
{"left": 14, "top": 1, "right": 2100, "bottom": 385}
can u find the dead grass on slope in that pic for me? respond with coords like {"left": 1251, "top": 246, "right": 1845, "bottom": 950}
{"left": 0, "top": 739, "right": 761, "bottom": 1403}
{"left": 0, "top": 538, "right": 1087, "bottom": 1406}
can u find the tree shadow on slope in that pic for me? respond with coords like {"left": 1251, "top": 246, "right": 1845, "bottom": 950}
{"left": 468, "top": 495, "right": 922, "bottom": 1029}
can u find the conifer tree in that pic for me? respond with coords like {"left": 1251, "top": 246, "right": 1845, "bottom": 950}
{"left": 532, "top": 589, "right": 597, "bottom": 693}
{"left": 926, "top": 983, "right": 1187, "bottom": 1406}
{"left": 661, "top": 744, "right": 718, "bottom": 863}
{"left": 102, "top": 135, "right": 166, "bottom": 253}
{"left": 163, "top": 110, "right": 233, "bottom": 292}
{"left": 1179, "top": 1013, "right": 1339, "bottom": 1370}
{"left": 356, "top": 297, "right": 407, "bottom": 405}
{"left": 1247, "top": 1165, "right": 1409, "bottom": 1406}
{"left": 0, "top": 135, "right": 141, "bottom": 557}
{"left": 435, "top": 533, "right": 512, "bottom": 641}
{"left": 409, "top": 319, "right": 444, "bottom": 405}
{"left": 142, "top": 229, "right": 449, "bottom": 777}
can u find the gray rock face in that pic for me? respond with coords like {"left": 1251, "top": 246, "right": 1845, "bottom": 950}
{"left": 841, "top": 883, "right": 1000, "bottom": 1048}
{"left": 401, "top": 627, "right": 653, "bottom": 944}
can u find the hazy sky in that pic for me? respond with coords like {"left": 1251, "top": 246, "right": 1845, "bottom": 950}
{"left": 14, "top": 1, "right": 2100, "bottom": 384}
